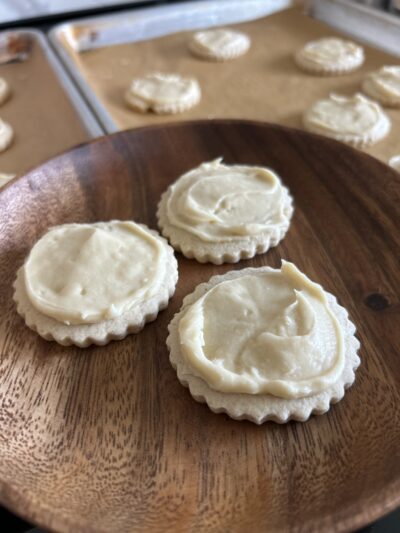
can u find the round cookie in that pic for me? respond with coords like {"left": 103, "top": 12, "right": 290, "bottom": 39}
{"left": 295, "top": 37, "right": 364, "bottom": 75}
{"left": 0, "top": 78, "right": 11, "bottom": 106}
{"left": 0, "top": 118, "right": 14, "bottom": 153}
{"left": 125, "top": 73, "right": 201, "bottom": 114}
{"left": 362, "top": 66, "right": 400, "bottom": 108}
{"left": 190, "top": 28, "right": 250, "bottom": 61}
{"left": 167, "top": 263, "right": 360, "bottom": 424}
{"left": 303, "top": 93, "right": 390, "bottom": 147}
{"left": 157, "top": 159, "right": 294, "bottom": 264}
{"left": 14, "top": 221, "right": 178, "bottom": 347}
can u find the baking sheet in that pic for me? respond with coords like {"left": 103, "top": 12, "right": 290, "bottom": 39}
{"left": 51, "top": 5, "right": 400, "bottom": 164}
{"left": 310, "top": 0, "right": 400, "bottom": 57}
{"left": 0, "top": 30, "right": 102, "bottom": 178}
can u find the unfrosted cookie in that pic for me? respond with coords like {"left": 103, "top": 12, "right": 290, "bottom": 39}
{"left": 167, "top": 262, "right": 360, "bottom": 424}
{"left": 157, "top": 159, "right": 293, "bottom": 264}
{"left": 362, "top": 66, "right": 400, "bottom": 108}
{"left": 14, "top": 221, "right": 178, "bottom": 347}
{"left": 125, "top": 73, "right": 201, "bottom": 114}
{"left": 0, "top": 118, "right": 13, "bottom": 152}
{"left": 0, "top": 172, "right": 15, "bottom": 188}
{"left": 190, "top": 28, "right": 250, "bottom": 61}
{"left": 295, "top": 37, "right": 364, "bottom": 75}
{"left": 389, "top": 155, "right": 400, "bottom": 172}
{"left": 0, "top": 78, "right": 11, "bottom": 106}
{"left": 303, "top": 93, "right": 390, "bottom": 147}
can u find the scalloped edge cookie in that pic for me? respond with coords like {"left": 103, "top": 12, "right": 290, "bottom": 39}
{"left": 189, "top": 28, "right": 250, "bottom": 61}
{"left": 157, "top": 172, "right": 294, "bottom": 265}
{"left": 294, "top": 38, "right": 364, "bottom": 76}
{"left": 125, "top": 73, "right": 201, "bottom": 115}
{"left": 303, "top": 94, "right": 391, "bottom": 148}
{"left": 13, "top": 225, "right": 178, "bottom": 348}
{"left": 167, "top": 267, "right": 360, "bottom": 424}
{"left": 362, "top": 68, "right": 400, "bottom": 108}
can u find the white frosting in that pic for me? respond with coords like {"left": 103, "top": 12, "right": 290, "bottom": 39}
{"left": 178, "top": 262, "right": 345, "bottom": 399}
{"left": 24, "top": 221, "right": 167, "bottom": 325}
{"left": 0, "top": 118, "right": 13, "bottom": 152}
{"left": 190, "top": 28, "right": 250, "bottom": 60}
{"left": 125, "top": 73, "right": 201, "bottom": 114}
{"left": 0, "top": 77, "right": 10, "bottom": 106}
{"left": 165, "top": 159, "right": 291, "bottom": 243}
{"left": 363, "top": 66, "right": 400, "bottom": 105}
{"left": 0, "top": 172, "right": 15, "bottom": 188}
{"left": 295, "top": 37, "right": 364, "bottom": 72}
{"left": 303, "top": 93, "right": 390, "bottom": 143}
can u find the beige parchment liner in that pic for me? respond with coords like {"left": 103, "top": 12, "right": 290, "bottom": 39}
{"left": 0, "top": 37, "right": 89, "bottom": 176}
{"left": 60, "top": 7, "right": 400, "bottom": 163}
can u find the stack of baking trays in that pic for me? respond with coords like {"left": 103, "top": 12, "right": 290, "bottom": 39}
{"left": 0, "top": 30, "right": 101, "bottom": 185}
{"left": 48, "top": 0, "right": 400, "bottom": 166}
{"left": 0, "top": 0, "right": 399, "bottom": 187}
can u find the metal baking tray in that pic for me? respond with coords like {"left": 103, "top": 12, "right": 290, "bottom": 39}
{"left": 0, "top": 0, "right": 155, "bottom": 26}
{"left": 49, "top": 0, "right": 291, "bottom": 133}
{"left": 0, "top": 28, "right": 104, "bottom": 179}
{"left": 32, "top": 29, "right": 103, "bottom": 138}
{"left": 309, "top": 0, "right": 400, "bottom": 57}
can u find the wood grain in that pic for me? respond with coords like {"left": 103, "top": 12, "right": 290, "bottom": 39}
{"left": 0, "top": 120, "right": 399, "bottom": 533}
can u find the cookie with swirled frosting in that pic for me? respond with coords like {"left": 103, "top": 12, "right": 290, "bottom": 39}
{"left": 157, "top": 159, "right": 294, "bottom": 264}
{"left": 125, "top": 73, "right": 201, "bottom": 114}
{"left": 362, "top": 66, "right": 400, "bottom": 108}
{"left": 190, "top": 28, "right": 250, "bottom": 61}
{"left": 13, "top": 221, "right": 178, "bottom": 347}
{"left": 303, "top": 93, "right": 390, "bottom": 147}
{"left": 295, "top": 37, "right": 364, "bottom": 75}
{"left": 167, "top": 262, "right": 360, "bottom": 424}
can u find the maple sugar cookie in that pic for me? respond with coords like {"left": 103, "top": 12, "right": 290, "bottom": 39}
{"left": 167, "top": 262, "right": 360, "bottom": 424}
{"left": 157, "top": 159, "right": 293, "bottom": 264}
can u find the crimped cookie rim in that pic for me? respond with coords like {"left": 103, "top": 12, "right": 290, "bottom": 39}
{"left": 13, "top": 223, "right": 179, "bottom": 348}
{"left": 157, "top": 178, "right": 294, "bottom": 264}
{"left": 167, "top": 266, "right": 360, "bottom": 424}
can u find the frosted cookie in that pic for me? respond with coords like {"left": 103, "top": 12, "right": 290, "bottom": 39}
{"left": 389, "top": 155, "right": 400, "bottom": 172}
{"left": 157, "top": 159, "right": 293, "bottom": 264}
{"left": 125, "top": 73, "right": 201, "bottom": 114}
{"left": 0, "top": 172, "right": 15, "bottom": 188}
{"left": 14, "top": 221, "right": 178, "bottom": 347}
{"left": 303, "top": 93, "right": 390, "bottom": 147}
{"left": 0, "top": 77, "right": 10, "bottom": 106}
{"left": 0, "top": 118, "right": 13, "bottom": 152}
{"left": 295, "top": 37, "right": 364, "bottom": 75}
{"left": 167, "top": 262, "right": 360, "bottom": 424}
{"left": 362, "top": 66, "right": 400, "bottom": 108}
{"left": 190, "top": 28, "right": 250, "bottom": 61}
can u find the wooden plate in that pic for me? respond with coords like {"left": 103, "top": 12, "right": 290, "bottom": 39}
{"left": 0, "top": 120, "right": 399, "bottom": 533}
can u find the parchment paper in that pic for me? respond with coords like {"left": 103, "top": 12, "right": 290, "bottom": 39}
{"left": 0, "top": 35, "right": 89, "bottom": 177}
{"left": 64, "top": 7, "right": 400, "bottom": 163}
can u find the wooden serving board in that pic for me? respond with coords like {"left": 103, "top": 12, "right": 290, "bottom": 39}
{"left": 0, "top": 120, "right": 399, "bottom": 533}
